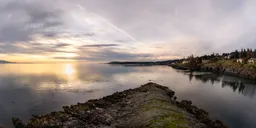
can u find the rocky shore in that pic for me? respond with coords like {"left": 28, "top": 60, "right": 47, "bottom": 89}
{"left": 201, "top": 64, "right": 256, "bottom": 80}
{"left": 12, "top": 83, "right": 227, "bottom": 128}
{"left": 170, "top": 61, "right": 256, "bottom": 80}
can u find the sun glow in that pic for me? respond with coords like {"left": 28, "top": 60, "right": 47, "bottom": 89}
{"left": 64, "top": 64, "right": 75, "bottom": 76}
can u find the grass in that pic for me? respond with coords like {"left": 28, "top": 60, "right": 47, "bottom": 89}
{"left": 204, "top": 60, "right": 240, "bottom": 67}
{"left": 71, "top": 104, "right": 89, "bottom": 111}
{"left": 140, "top": 99, "right": 188, "bottom": 128}
{"left": 203, "top": 59, "right": 256, "bottom": 69}
{"left": 141, "top": 99, "right": 173, "bottom": 112}
{"left": 27, "top": 111, "right": 70, "bottom": 127}
{"left": 247, "top": 63, "right": 256, "bottom": 69}
{"left": 148, "top": 111, "right": 188, "bottom": 128}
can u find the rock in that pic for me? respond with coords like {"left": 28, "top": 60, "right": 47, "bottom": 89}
{"left": 176, "top": 100, "right": 227, "bottom": 128}
{"left": 214, "top": 120, "right": 228, "bottom": 128}
{"left": 178, "top": 100, "right": 192, "bottom": 108}
{"left": 166, "top": 90, "right": 175, "bottom": 98}
{"left": 13, "top": 83, "right": 228, "bottom": 128}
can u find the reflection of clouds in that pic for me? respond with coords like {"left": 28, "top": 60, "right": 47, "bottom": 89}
{"left": 0, "top": 63, "right": 69, "bottom": 75}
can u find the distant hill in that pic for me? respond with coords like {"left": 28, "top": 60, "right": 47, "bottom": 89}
{"left": 0, "top": 60, "right": 14, "bottom": 64}
{"left": 108, "top": 60, "right": 180, "bottom": 66}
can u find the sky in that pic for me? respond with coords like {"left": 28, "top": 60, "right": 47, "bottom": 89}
{"left": 0, "top": 0, "right": 256, "bottom": 62}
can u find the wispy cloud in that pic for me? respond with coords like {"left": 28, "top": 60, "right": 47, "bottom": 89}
{"left": 81, "top": 44, "right": 119, "bottom": 48}
{"left": 76, "top": 4, "right": 143, "bottom": 44}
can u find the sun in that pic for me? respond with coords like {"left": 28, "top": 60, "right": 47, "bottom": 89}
{"left": 64, "top": 64, "right": 75, "bottom": 76}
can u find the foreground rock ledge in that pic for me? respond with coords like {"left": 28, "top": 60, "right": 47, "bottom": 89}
{"left": 13, "top": 83, "right": 228, "bottom": 128}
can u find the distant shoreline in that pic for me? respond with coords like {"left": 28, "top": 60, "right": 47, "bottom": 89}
{"left": 0, "top": 60, "right": 15, "bottom": 64}
{"left": 108, "top": 60, "right": 180, "bottom": 66}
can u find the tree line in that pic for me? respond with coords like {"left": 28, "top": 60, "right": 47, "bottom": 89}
{"left": 184, "top": 48, "right": 256, "bottom": 66}
{"left": 230, "top": 49, "right": 256, "bottom": 59}
{"left": 197, "top": 49, "right": 256, "bottom": 60}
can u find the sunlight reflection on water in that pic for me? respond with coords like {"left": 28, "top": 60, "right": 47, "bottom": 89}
{"left": 64, "top": 64, "right": 75, "bottom": 76}
{"left": 0, "top": 63, "right": 256, "bottom": 128}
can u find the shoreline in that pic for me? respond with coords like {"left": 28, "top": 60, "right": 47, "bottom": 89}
{"left": 170, "top": 62, "right": 256, "bottom": 80}
{"left": 108, "top": 60, "right": 179, "bottom": 66}
{"left": 12, "top": 83, "right": 227, "bottom": 128}
{"left": 109, "top": 61, "right": 256, "bottom": 80}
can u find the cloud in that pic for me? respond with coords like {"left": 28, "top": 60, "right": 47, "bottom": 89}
{"left": 54, "top": 49, "right": 151, "bottom": 61}
{"left": 81, "top": 44, "right": 119, "bottom": 48}
{"left": 53, "top": 43, "right": 71, "bottom": 48}
{"left": 1, "top": 0, "right": 256, "bottom": 62}
{"left": 79, "top": 0, "right": 256, "bottom": 54}
{"left": 83, "top": 32, "right": 96, "bottom": 37}
{"left": 0, "top": 42, "right": 74, "bottom": 55}
{"left": 0, "top": 0, "right": 63, "bottom": 43}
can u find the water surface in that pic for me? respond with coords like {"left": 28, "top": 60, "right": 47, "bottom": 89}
{"left": 0, "top": 63, "right": 256, "bottom": 128}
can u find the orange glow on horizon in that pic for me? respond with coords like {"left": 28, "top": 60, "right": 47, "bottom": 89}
{"left": 0, "top": 54, "right": 77, "bottom": 63}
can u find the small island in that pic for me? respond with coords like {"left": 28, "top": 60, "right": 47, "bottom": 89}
{"left": 108, "top": 60, "right": 179, "bottom": 66}
{"left": 12, "top": 83, "right": 227, "bottom": 128}
{"left": 0, "top": 60, "right": 14, "bottom": 64}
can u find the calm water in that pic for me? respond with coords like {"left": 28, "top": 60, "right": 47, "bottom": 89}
{"left": 0, "top": 63, "right": 256, "bottom": 128}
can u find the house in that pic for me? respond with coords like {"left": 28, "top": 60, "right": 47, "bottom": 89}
{"left": 248, "top": 58, "right": 256, "bottom": 64}
{"left": 182, "top": 60, "right": 190, "bottom": 64}
{"left": 237, "top": 59, "right": 243, "bottom": 63}
{"left": 202, "top": 60, "right": 210, "bottom": 63}
{"left": 224, "top": 55, "right": 231, "bottom": 59}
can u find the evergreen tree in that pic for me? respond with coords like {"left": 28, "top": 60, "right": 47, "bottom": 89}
{"left": 240, "top": 49, "right": 243, "bottom": 58}
{"left": 242, "top": 49, "right": 247, "bottom": 58}
{"left": 246, "top": 49, "right": 252, "bottom": 58}
{"left": 254, "top": 49, "right": 256, "bottom": 57}
{"left": 234, "top": 50, "right": 239, "bottom": 59}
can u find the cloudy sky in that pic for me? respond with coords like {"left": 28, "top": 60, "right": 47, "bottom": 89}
{"left": 0, "top": 0, "right": 256, "bottom": 62}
